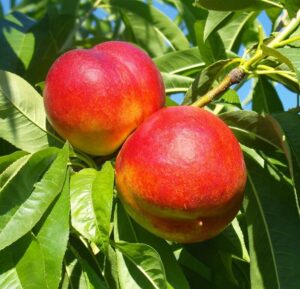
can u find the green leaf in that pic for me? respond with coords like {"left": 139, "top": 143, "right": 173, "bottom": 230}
{"left": 0, "top": 144, "right": 69, "bottom": 251}
{"left": 154, "top": 47, "right": 204, "bottom": 75}
{"left": 194, "top": 20, "right": 226, "bottom": 65}
{"left": 285, "top": 0, "right": 300, "bottom": 17}
{"left": 193, "top": 0, "right": 282, "bottom": 11}
{"left": 211, "top": 218, "right": 250, "bottom": 263}
{"left": 111, "top": 0, "right": 189, "bottom": 52}
{"left": 0, "top": 70, "right": 62, "bottom": 153}
{"left": 277, "top": 48, "right": 300, "bottom": 82}
{"left": 217, "top": 89, "right": 242, "bottom": 109}
{"left": 0, "top": 151, "right": 28, "bottom": 174}
{"left": 115, "top": 203, "right": 190, "bottom": 289}
{"left": 244, "top": 148, "right": 300, "bottom": 289}
{"left": 0, "top": 154, "right": 30, "bottom": 188}
{"left": 184, "top": 59, "right": 231, "bottom": 104}
{"left": 261, "top": 45, "right": 294, "bottom": 71}
{"left": 161, "top": 73, "right": 194, "bottom": 94}
{"left": 60, "top": 246, "right": 108, "bottom": 289}
{"left": 0, "top": 233, "right": 48, "bottom": 289}
{"left": 270, "top": 112, "right": 300, "bottom": 213}
{"left": 204, "top": 11, "right": 234, "bottom": 42}
{"left": 220, "top": 110, "right": 282, "bottom": 150}
{"left": 114, "top": 241, "right": 168, "bottom": 289}
{"left": 252, "top": 76, "right": 284, "bottom": 114}
{"left": 0, "top": 12, "right": 35, "bottom": 76}
{"left": 219, "top": 12, "right": 256, "bottom": 52}
{"left": 120, "top": 9, "right": 165, "bottom": 57}
{"left": 183, "top": 242, "right": 239, "bottom": 288}
{"left": 70, "top": 162, "right": 114, "bottom": 251}
{"left": 33, "top": 169, "right": 70, "bottom": 289}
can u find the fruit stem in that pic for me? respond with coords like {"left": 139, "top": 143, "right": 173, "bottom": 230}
{"left": 191, "top": 10, "right": 300, "bottom": 108}
{"left": 190, "top": 68, "right": 245, "bottom": 108}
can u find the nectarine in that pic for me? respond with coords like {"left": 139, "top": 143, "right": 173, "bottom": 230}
{"left": 115, "top": 106, "right": 247, "bottom": 243}
{"left": 44, "top": 41, "right": 165, "bottom": 156}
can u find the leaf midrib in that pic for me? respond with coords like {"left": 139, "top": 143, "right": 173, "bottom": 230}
{"left": 0, "top": 81, "right": 62, "bottom": 145}
{"left": 247, "top": 171, "right": 281, "bottom": 289}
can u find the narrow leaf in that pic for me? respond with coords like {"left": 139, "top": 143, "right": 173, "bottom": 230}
{"left": 114, "top": 241, "right": 168, "bottom": 289}
{"left": 194, "top": 20, "right": 226, "bottom": 65}
{"left": 0, "top": 144, "right": 69, "bottom": 250}
{"left": 204, "top": 11, "right": 234, "bottom": 42}
{"left": 111, "top": 0, "right": 189, "bottom": 52}
{"left": 70, "top": 162, "right": 114, "bottom": 250}
{"left": 154, "top": 47, "right": 204, "bottom": 75}
{"left": 33, "top": 169, "right": 70, "bottom": 289}
{"left": 0, "top": 70, "right": 62, "bottom": 153}
{"left": 115, "top": 203, "right": 190, "bottom": 289}
{"left": 0, "top": 234, "right": 48, "bottom": 289}
{"left": 270, "top": 112, "right": 300, "bottom": 213}
{"left": 0, "top": 151, "right": 28, "bottom": 174}
{"left": 252, "top": 76, "right": 284, "bottom": 114}
{"left": 244, "top": 149, "right": 300, "bottom": 289}
{"left": 184, "top": 59, "right": 231, "bottom": 104}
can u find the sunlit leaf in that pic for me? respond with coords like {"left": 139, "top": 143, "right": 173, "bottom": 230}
{"left": 204, "top": 11, "right": 234, "bottom": 41}
{"left": 33, "top": 169, "right": 70, "bottom": 289}
{"left": 115, "top": 203, "right": 190, "bottom": 289}
{"left": 114, "top": 241, "right": 168, "bottom": 289}
{"left": 110, "top": 0, "right": 189, "bottom": 54}
{"left": 70, "top": 162, "right": 114, "bottom": 251}
{"left": 0, "top": 70, "right": 62, "bottom": 153}
{"left": 0, "top": 144, "right": 69, "bottom": 251}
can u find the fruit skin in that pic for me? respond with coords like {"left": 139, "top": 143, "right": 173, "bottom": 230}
{"left": 44, "top": 41, "right": 165, "bottom": 156}
{"left": 115, "top": 106, "right": 247, "bottom": 243}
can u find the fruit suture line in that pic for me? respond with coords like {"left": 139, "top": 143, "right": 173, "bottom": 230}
{"left": 191, "top": 9, "right": 300, "bottom": 109}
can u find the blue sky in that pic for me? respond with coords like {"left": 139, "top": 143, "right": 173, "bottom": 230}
{"left": 2, "top": 1, "right": 298, "bottom": 110}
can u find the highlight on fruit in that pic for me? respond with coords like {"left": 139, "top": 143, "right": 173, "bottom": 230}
{"left": 115, "top": 106, "right": 247, "bottom": 243}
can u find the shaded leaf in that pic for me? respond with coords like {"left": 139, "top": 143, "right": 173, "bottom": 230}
{"left": 0, "top": 233, "right": 48, "bottom": 289}
{"left": 0, "top": 150, "right": 28, "bottom": 174}
{"left": 184, "top": 59, "right": 231, "bottom": 104}
{"left": 270, "top": 112, "right": 300, "bottom": 213}
{"left": 220, "top": 110, "right": 282, "bottom": 150}
{"left": 252, "top": 76, "right": 284, "bottom": 114}
{"left": 243, "top": 148, "right": 300, "bottom": 289}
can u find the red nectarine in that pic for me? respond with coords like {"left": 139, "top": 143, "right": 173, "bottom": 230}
{"left": 115, "top": 106, "right": 247, "bottom": 243}
{"left": 44, "top": 41, "right": 165, "bottom": 156}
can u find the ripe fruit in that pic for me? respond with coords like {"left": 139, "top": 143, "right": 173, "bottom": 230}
{"left": 115, "top": 106, "right": 247, "bottom": 243}
{"left": 44, "top": 41, "right": 165, "bottom": 156}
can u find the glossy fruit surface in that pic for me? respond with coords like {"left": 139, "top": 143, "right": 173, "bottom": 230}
{"left": 115, "top": 106, "right": 247, "bottom": 243}
{"left": 44, "top": 41, "right": 165, "bottom": 156}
